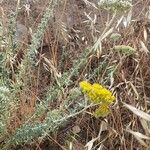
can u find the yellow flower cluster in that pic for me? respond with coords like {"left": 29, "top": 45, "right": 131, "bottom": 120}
{"left": 93, "top": 103, "right": 110, "bottom": 118}
{"left": 79, "top": 80, "right": 115, "bottom": 117}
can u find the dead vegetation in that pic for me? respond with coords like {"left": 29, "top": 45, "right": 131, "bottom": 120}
{"left": 0, "top": 0, "right": 150, "bottom": 149}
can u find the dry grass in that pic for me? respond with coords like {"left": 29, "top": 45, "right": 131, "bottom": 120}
{"left": 0, "top": 0, "right": 150, "bottom": 149}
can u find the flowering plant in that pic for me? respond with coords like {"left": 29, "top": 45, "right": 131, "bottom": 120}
{"left": 98, "top": 0, "right": 132, "bottom": 12}
{"left": 79, "top": 80, "right": 115, "bottom": 117}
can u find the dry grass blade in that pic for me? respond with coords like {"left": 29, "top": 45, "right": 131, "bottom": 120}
{"left": 93, "top": 27, "right": 114, "bottom": 56}
{"left": 129, "top": 82, "right": 139, "bottom": 99}
{"left": 140, "top": 40, "right": 149, "bottom": 54}
{"left": 43, "top": 57, "right": 61, "bottom": 78}
{"left": 116, "top": 16, "right": 124, "bottom": 28}
{"left": 97, "top": 144, "right": 104, "bottom": 150}
{"left": 123, "top": 9, "right": 132, "bottom": 28}
{"left": 126, "top": 129, "right": 150, "bottom": 147}
{"left": 127, "top": 129, "right": 150, "bottom": 140}
{"left": 123, "top": 103, "right": 150, "bottom": 122}
{"left": 83, "top": 0, "right": 98, "bottom": 9}
{"left": 101, "top": 27, "right": 114, "bottom": 41}
{"left": 126, "top": 8, "right": 132, "bottom": 26}
{"left": 140, "top": 119, "right": 150, "bottom": 135}
{"left": 143, "top": 27, "right": 148, "bottom": 41}
{"left": 85, "top": 121, "right": 108, "bottom": 150}
{"left": 93, "top": 11, "right": 116, "bottom": 53}
{"left": 85, "top": 138, "right": 97, "bottom": 150}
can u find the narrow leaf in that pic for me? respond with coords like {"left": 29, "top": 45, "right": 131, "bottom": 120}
{"left": 124, "top": 103, "right": 150, "bottom": 122}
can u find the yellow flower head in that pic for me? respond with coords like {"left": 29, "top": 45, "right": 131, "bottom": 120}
{"left": 79, "top": 80, "right": 92, "bottom": 93}
{"left": 79, "top": 80, "right": 115, "bottom": 104}
{"left": 93, "top": 103, "right": 110, "bottom": 117}
{"left": 79, "top": 80, "right": 115, "bottom": 117}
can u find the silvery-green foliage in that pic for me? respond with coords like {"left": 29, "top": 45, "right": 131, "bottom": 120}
{"left": 34, "top": 85, "right": 61, "bottom": 119}
{"left": 0, "top": 0, "right": 60, "bottom": 147}
{"left": 110, "top": 32, "right": 121, "bottom": 41}
{"left": 0, "top": 86, "right": 10, "bottom": 132}
{"left": 24, "top": 0, "right": 58, "bottom": 65}
{"left": 44, "top": 109, "right": 64, "bottom": 132}
{"left": 9, "top": 109, "right": 64, "bottom": 145}
{"left": 0, "top": 85, "right": 15, "bottom": 135}
{"left": 61, "top": 48, "right": 91, "bottom": 87}
{"left": 98, "top": 0, "right": 132, "bottom": 12}
{"left": 64, "top": 87, "right": 85, "bottom": 113}
{"left": 8, "top": 11, "right": 17, "bottom": 51}
{"left": 18, "top": 0, "right": 58, "bottom": 83}
{"left": 113, "top": 45, "right": 136, "bottom": 55}
{"left": 9, "top": 123, "right": 47, "bottom": 145}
